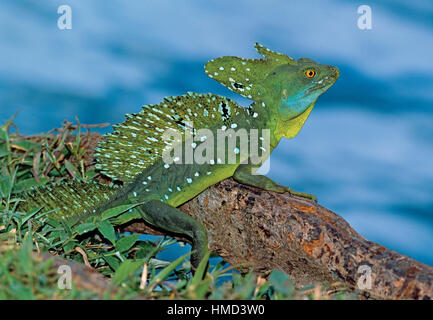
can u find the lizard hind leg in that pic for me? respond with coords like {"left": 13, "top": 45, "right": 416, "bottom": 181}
{"left": 137, "top": 200, "right": 209, "bottom": 271}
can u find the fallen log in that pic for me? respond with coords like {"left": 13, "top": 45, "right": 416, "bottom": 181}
{"left": 122, "top": 178, "right": 433, "bottom": 300}
{"left": 12, "top": 130, "right": 433, "bottom": 299}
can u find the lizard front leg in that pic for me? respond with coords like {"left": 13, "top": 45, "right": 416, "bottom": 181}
{"left": 233, "top": 163, "right": 317, "bottom": 201}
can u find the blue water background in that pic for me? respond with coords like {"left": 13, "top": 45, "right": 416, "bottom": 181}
{"left": 1, "top": 0, "right": 432, "bottom": 266}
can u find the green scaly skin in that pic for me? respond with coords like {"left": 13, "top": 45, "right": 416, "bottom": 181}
{"left": 18, "top": 43, "right": 339, "bottom": 269}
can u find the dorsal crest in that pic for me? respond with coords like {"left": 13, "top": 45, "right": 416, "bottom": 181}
{"left": 204, "top": 43, "right": 297, "bottom": 101}
{"left": 95, "top": 93, "right": 245, "bottom": 182}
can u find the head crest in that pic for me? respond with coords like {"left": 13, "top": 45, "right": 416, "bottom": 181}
{"left": 204, "top": 43, "right": 297, "bottom": 100}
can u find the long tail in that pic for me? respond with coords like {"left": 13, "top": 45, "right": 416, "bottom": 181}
{"left": 17, "top": 180, "right": 118, "bottom": 222}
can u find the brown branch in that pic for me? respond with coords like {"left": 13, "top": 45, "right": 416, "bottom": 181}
{"left": 37, "top": 252, "right": 114, "bottom": 297}
{"left": 15, "top": 130, "right": 433, "bottom": 299}
{"left": 34, "top": 251, "right": 150, "bottom": 299}
{"left": 122, "top": 178, "right": 433, "bottom": 300}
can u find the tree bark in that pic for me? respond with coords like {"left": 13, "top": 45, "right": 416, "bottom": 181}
{"left": 122, "top": 178, "right": 433, "bottom": 300}
{"left": 17, "top": 131, "right": 433, "bottom": 299}
{"left": 38, "top": 252, "right": 116, "bottom": 297}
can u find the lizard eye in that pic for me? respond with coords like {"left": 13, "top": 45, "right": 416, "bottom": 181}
{"left": 305, "top": 69, "right": 316, "bottom": 78}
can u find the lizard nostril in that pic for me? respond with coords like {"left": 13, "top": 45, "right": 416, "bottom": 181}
{"left": 330, "top": 66, "right": 340, "bottom": 78}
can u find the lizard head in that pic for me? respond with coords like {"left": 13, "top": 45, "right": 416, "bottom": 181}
{"left": 266, "top": 57, "right": 340, "bottom": 120}
{"left": 204, "top": 43, "right": 339, "bottom": 122}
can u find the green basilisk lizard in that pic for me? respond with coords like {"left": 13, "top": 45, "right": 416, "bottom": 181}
{"left": 18, "top": 43, "right": 339, "bottom": 269}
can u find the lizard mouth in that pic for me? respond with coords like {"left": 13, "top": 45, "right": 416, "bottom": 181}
{"left": 306, "top": 82, "right": 328, "bottom": 95}
{"left": 308, "top": 71, "right": 339, "bottom": 94}
{"left": 310, "top": 66, "right": 340, "bottom": 92}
